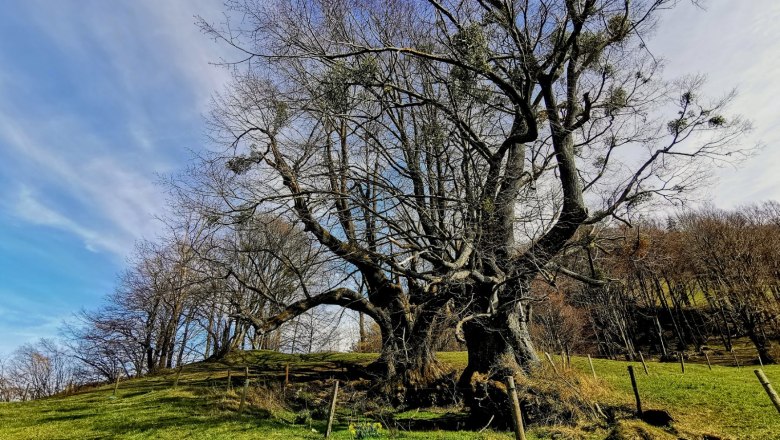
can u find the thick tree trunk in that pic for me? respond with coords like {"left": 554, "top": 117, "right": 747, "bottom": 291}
{"left": 457, "top": 305, "right": 540, "bottom": 428}
{"left": 365, "top": 301, "right": 449, "bottom": 407}
{"left": 458, "top": 280, "right": 540, "bottom": 385}
{"left": 459, "top": 311, "right": 538, "bottom": 385}
{"left": 145, "top": 345, "right": 155, "bottom": 374}
{"left": 401, "top": 312, "right": 449, "bottom": 404}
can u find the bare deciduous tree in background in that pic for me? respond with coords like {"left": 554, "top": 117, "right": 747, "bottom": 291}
{"left": 0, "top": 339, "right": 74, "bottom": 401}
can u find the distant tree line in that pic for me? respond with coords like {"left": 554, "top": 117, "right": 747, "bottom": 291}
{"left": 0, "top": 339, "right": 74, "bottom": 402}
{"left": 528, "top": 202, "right": 780, "bottom": 364}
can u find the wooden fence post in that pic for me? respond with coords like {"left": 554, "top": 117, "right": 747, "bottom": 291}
{"left": 679, "top": 352, "right": 685, "bottom": 374}
{"left": 732, "top": 348, "right": 741, "bottom": 368}
{"left": 238, "top": 366, "right": 249, "bottom": 414}
{"left": 173, "top": 365, "right": 183, "bottom": 388}
{"left": 226, "top": 369, "right": 232, "bottom": 393}
{"left": 285, "top": 363, "right": 290, "bottom": 388}
{"left": 639, "top": 352, "right": 649, "bottom": 375}
{"left": 588, "top": 355, "right": 597, "bottom": 379}
{"left": 754, "top": 369, "right": 780, "bottom": 414}
{"left": 627, "top": 366, "right": 642, "bottom": 416}
{"left": 113, "top": 375, "right": 120, "bottom": 397}
{"left": 544, "top": 352, "right": 559, "bottom": 375}
{"left": 704, "top": 352, "right": 712, "bottom": 371}
{"left": 560, "top": 351, "right": 567, "bottom": 370}
{"left": 505, "top": 376, "right": 527, "bottom": 440}
{"left": 325, "top": 380, "right": 339, "bottom": 438}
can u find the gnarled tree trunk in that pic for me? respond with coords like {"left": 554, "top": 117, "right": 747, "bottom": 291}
{"left": 458, "top": 300, "right": 539, "bottom": 427}
{"left": 368, "top": 295, "right": 450, "bottom": 406}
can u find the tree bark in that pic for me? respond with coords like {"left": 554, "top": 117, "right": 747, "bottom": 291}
{"left": 460, "top": 307, "right": 539, "bottom": 383}
{"left": 359, "top": 312, "right": 366, "bottom": 346}
{"left": 457, "top": 307, "right": 538, "bottom": 428}
{"left": 366, "top": 297, "right": 449, "bottom": 406}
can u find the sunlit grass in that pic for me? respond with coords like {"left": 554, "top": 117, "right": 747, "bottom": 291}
{"left": 0, "top": 350, "right": 777, "bottom": 439}
{"left": 577, "top": 355, "right": 780, "bottom": 439}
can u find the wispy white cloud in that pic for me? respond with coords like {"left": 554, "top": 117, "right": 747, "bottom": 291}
{"left": 0, "top": 291, "right": 74, "bottom": 354}
{"left": 0, "top": 0, "right": 236, "bottom": 351}
{"left": 0, "top": 0, "right": 233, "bottom": 260}
{"left": 651, "top": 0, "right": 780, "bottom": 207}
{"left": 12, "top": 186, "right": 122, "bottom": 255}
{"left": 0, "top": 112, "right": 165, "bottom": 258}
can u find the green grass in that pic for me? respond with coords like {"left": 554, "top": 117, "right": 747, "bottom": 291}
{"left": 0, "top": 351, "right": 778, "bottom": 439}
{"left": 0, "top": 376, "right": 507, "bottom": 440}
{"left": 579, "top": 355, "right": 780, "bottom": 439}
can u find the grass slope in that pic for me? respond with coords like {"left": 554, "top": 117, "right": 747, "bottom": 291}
{"left": 577, "top": 356, "right": 780, "bottom": 439}
{"left": 0, "top": 351, "right": 778, "bottom": 439}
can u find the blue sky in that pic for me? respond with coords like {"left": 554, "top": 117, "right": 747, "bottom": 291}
{"left": 0, "top": 0, "right": 231, "bottom": 353}
{"left": 0, "top": 0, "right": 779, "bottom": 354}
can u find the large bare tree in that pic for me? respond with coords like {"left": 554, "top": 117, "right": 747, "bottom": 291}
{"left": 194, "top": 0, "right": 751, "bottom": 405}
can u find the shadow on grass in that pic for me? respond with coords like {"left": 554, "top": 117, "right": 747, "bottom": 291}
{"left": 41, "top": 413, "right": 91, "bottom": 422}
{"left": 77, "top": 392, "right": 288, "bottom": 437}
{"left": 92, "top": 411, "right": 286, "bottom": 437}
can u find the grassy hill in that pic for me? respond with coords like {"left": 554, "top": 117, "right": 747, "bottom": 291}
{"left": 0, "top": 351, "right": 778, "bottom": 439}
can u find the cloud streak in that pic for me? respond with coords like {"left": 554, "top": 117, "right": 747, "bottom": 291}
{"left": 0, "top": 0, "right": 233, "bottom": 350}
{"left": 13, "top": 186, "right": 120, "bottom": 255}
{"left": 650, "top": 0, "right": 780, "bottom": 206}
{"left": 0, "top": 0, "right": 233, "bottom": 260}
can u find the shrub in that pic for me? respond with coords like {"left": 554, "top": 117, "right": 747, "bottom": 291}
{"left": 348, "top": 421, "right": 383, "bottom": 439}
{"left": 293, "top": 409, "right": 312, "bottom": 425}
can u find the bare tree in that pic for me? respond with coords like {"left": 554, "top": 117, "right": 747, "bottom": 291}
{"left": 0, "top": 357, "right": 19, "bottom": 402}
{"left": 62, "top": 314, "right": 137, "bottom": 382}
{"left": 6, "top": 339, "right": 74, "bottom": 400}
{"left": 194, "top": 1, "right": 749, "bottom": 406}
{"left": 679, "top": 206, "right": 780, "bottom": 362}
{"left": 193, "top": 215, "right": 327, "bottom": 357}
